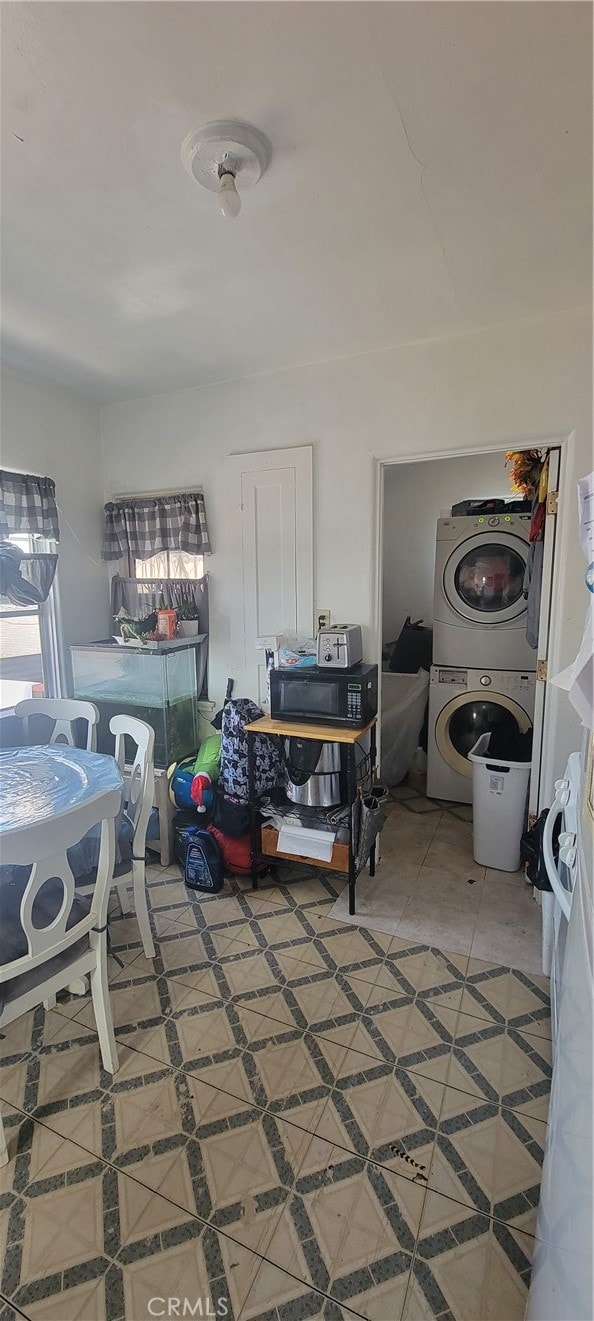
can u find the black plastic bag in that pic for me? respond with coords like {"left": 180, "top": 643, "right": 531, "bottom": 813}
{"left": 520, "top": 809, "right": 558, "bottom": 891}
{"left": 389, "top": 617, "right": 433, "bottom": 674}
{"left": 212, "top": 793, "right": 252, "bottom": 838}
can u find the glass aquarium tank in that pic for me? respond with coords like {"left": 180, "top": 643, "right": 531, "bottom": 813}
{"left": 70, "top": 640, "right": 206, "bottom": 766}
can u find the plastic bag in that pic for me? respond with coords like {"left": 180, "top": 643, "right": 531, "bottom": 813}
{"left": 277, "top": 635, "right": 317, "bottom": 668}
{"left": 380, "top": 670, "right": 429, "bottom": 786}
{"left": 354, "top": 791, "right": 387, "bottom": 871}
{"left": 520, "top": 809, "right": 557, "bottom": 891}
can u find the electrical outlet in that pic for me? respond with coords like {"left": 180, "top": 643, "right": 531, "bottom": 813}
{"left": 315, "top": 609, "right": 331, "bottom": 633}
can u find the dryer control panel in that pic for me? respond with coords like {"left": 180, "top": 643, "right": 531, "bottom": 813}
{"left": 435, "top": 668, "right": 468, "bottom": 686}
{"left": 468, "top": 668, "right": 536, "bottom": 695}
{"left": 436, "top": 514, "right": 531, "bottom": 540}
{"left": 431, "top": 666, "right": 536, "bottom": 695}
{"left": 473, "top": 513, "right": 531, "bottom": 529}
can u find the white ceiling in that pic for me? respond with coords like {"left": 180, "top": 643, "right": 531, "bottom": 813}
{"left": 1, "top": 1, "right": 591, "bottom": 402}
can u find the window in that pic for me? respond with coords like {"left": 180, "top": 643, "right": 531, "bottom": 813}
{"left": 133, "top": 549, "right": 204, "bottom": 581}
{"left": 105, "top": 488, "right": 210, "bottom": 699}
{"left": 0, "top": 534, "right": 47, "bottom": 708}
{"left": 126, "top": 547, "right": 209, "bottom": 698}
{"left": 0, "top": 469, "right": 62, "bottom": 708}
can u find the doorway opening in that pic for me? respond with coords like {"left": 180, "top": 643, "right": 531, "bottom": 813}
{"left": 370, "top": 441, "right": 564, "bottom": 972}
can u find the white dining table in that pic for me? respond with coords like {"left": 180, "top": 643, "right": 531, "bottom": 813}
{"left": 0, "top": 744, "right": 123, "bottom": 854}
{"left": 0, "top": 744, "right": 124, "bottom": 1009}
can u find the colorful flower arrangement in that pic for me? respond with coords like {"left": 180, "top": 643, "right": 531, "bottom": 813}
{"left": 505, "top": 449, "right": 543, "bottom": 497}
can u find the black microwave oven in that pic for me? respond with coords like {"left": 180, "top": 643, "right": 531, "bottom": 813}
{"left": 270, "top": 664, "right": 378, "bottom": 728}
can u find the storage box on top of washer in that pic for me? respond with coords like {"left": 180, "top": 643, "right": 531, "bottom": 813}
{"left": 451, "top": 498, "right": 532, "bottom": 517}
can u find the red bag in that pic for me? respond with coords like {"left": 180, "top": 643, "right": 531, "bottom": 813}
{"left": 207, "top": 825, "right": 267, "bottom": 876}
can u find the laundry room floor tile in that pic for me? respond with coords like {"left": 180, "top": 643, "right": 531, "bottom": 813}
{"left": 328, "top": 801, "right": 544, "bottom": 975}
{"left": 394, "top": 895, "right": 479, "bottom": 960}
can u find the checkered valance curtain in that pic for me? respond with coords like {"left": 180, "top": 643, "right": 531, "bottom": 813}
{"left": 102, "top": 492, "right": 211, "bottom": 562}
{"left": 0, "top": 470, "right": 60, "bottom": 542}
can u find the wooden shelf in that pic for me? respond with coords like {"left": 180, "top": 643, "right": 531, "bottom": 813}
{"left": 260, "top": 825, "right": 349, "bottom": 874}
{"left": 244, "top": 715, "right": 376, "bottom": 744}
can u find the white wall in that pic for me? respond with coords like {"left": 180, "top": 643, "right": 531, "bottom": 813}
{"left": 382, "top": 451, "right": 512, "bottom": 643}
{"left": 100, "top": 305, "right": 592, "bottom": 797}
{"left": 1, "top": 369, "right": 109, "bottom": 687}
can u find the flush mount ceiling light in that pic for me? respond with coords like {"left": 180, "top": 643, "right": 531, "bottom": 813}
{"left": 181, "top": 120, "right": 270, "bottom": 220}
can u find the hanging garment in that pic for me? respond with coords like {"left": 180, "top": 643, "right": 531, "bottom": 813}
{"left": 218, "top": 698, "right": 284, "bottom": 801}
{"left": 523, "top": 491, "right": 546, "bottom": 649}
{"left": 523, "top": 540, "right": 544, "bottom": 649}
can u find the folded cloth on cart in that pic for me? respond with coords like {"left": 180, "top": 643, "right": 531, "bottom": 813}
{"left": 260, "top": 798, "right": 349, "bottom": 843}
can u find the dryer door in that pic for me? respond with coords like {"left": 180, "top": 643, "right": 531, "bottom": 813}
{"left": 435, "top": 691, "right": 532, "bottom": 779}
{"left": 443, "top": 532, "right": 528, "bottom": 625}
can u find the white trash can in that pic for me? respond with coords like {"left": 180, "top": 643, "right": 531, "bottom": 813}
{"left": 468, "top": 732, "right": 531, "bottom": 871}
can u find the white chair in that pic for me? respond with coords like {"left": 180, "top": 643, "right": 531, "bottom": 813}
{"left": 0, "top": 784, "right": 122, "bottom": 1166}
{"left": 110, "top": 714, "right": 156, "bottom": 960}
{"left": 15, "top": 698, "right": 100, "bottom": 752}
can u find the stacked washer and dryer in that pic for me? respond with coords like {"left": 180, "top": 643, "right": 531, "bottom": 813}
{"left": 427, "top": 511, "right": 536, "bottom": 804}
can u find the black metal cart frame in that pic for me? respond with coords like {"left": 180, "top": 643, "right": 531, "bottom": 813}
{"left": 246, "top": 717, "right": 377, "bottom": 915}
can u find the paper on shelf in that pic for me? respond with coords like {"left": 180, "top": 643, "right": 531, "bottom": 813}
{"left": 277, "top": 823, "right": 336, "bottom": 862}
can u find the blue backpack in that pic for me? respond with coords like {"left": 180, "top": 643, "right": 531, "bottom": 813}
{"left": 185, "top": 829, "right": 224, "bottom": 893}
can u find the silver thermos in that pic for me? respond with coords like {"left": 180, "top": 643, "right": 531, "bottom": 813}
{"left": 285, "top": 738, "right": 341, "bottom": 808}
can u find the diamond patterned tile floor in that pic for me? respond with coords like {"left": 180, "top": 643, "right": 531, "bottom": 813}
{"left": 0, "top": 855, "right": 551, "bottom": 1321}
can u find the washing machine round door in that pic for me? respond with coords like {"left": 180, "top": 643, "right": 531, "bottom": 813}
{"left": 443, "top": 532, "right": 528, "bottom": 625}
{"left": 435, "top": 691, "right": 532, "bottom": 779}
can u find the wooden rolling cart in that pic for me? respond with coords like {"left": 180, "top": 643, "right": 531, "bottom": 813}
{"left": 245, "top": 715, "right": 377, "bottom": 915}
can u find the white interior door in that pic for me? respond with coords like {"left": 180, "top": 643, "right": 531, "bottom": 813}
{"left": 529, "top": 447, "right": 561, "bottom": 818}
{"left": 226, "top": 446, "right": 313, "bottom": 703}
